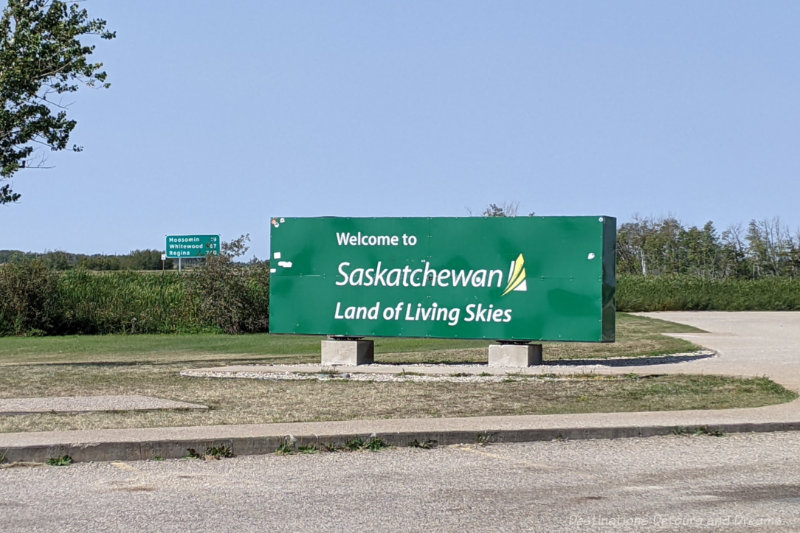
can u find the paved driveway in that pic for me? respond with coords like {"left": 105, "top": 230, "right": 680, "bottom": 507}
{"left": 638, "top": 312, "right": 800, "bottom": 391}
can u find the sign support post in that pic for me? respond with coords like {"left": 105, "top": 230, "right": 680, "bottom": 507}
{"left": 488, "top": 342, "right": 543, "bottom": 367}
{"left": 321, "top": 336, "right": 374, "bottom": 365}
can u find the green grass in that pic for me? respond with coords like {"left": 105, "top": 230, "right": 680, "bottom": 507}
{"left": 377, "top": 313, "right": 702, "bottom": 364}
{"left": 46, "top": 455, "right": 73, "bottom": 466}
{"left": 0, "top": 366, "right": 794, "bottom": 433}
{"left": 3, "top": 312, "right": 785, "bottom": 435}
{"left": 0, "top": 313, "right": 700, "bottom": 366}
{"left": 0, "top": 333, "right": 325, "bottom": 364}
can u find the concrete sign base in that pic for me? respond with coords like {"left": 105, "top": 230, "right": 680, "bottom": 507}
{"left": 488, "top": 343, "right": 543, "bottom": 367}
{"left": 321, "top": 339, "right": 375, "bottom": 366}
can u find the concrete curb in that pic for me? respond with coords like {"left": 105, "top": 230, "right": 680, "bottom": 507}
{"left": 4, "top": 418, "right": 800, "bottom": 464}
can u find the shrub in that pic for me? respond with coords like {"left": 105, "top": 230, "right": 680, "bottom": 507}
{"left": 184, "top": 235, "right": 270, "bottom": 334}
{"left": 618, "top": 275, "right": 800, "bottom": 312}
{"left": 0, "top": 237, "right": 270, "bottom": 336}
{"left": 0, "top": 260, "right": 61, "bottom": 335}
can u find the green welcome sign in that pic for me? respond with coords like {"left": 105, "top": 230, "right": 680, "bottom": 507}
{"left": 269, "top": 217, "right": 615, "bottom": 342}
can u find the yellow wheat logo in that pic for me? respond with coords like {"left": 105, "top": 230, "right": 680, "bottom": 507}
{"left": 502, "top": 253, "right": 527, "bottom": 296}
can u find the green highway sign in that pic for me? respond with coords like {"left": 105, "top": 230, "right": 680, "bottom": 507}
{"left": 269, "top": 217, "right": 616, "bottom": 342}
{"left": 165, "top": 234, "right": 220, "bottom": 258}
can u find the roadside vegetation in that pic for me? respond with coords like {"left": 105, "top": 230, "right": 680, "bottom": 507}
{"left": 0, "top": 249, "right": 175, "bottom": 271}
{"left": 616, "top": 216, "right": 800, "bottom": 310}
{"left": 619, "top": 275, "right": 800, "bottom": 311}
{"left": 0, "top": 236, "right": 269, "bottom": 336}
{"left": 2, "top": 249, "right": 799, "bottom": 338}
{"left": 3, "top": 216, "right": 800, "bottom": 338}
{"left": 0, "top": 366, "right": 793, "bottom": 434}
{"left": 0, "top": 313, "right": 796, "bottom": 433}
{"left": 0, "top": 313, "right": 696, "bottom": 365}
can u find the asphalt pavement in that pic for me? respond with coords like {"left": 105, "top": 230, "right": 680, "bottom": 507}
{"left": 3, "top": 432, "right": 799, "bottom": 532}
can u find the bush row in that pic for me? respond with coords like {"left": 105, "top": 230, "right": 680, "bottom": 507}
{"left": 3, "top": 265, "right": 800, "bottom": 336}
{"left": 617, "top": 275, "right": 800, "bottom": 311}
{"left": 0, "top": 261, "right": 270, "bottom": 336}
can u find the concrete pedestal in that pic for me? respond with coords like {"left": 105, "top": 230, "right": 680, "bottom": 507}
{"left": 321, "top": 339, "right": 375, "bottom": 366}
{"left": 488, "top": 343, "right": 543, "bottom": 367}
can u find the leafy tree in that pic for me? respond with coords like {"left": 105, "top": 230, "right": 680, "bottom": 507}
{"left": 0, "top": 0, "right": 114, "bottom": 203}
{"left": 618, "top": 215, "right": 800, "bottom": 280}
{"left": 719, "top": 224, "right": 749, "bottom": 278}
{"left": 619, "top": 216, "right": 716, "bottom": 277}
{"left": 124, "top": 249, "right": 171, "bottom": 271}
{"left": 41, "top": 249, "right": 72, "bottom": 270}
{"left": 483, "top": 202, "right": 518, "bottom": 217}
{"left": 78, "top": 254, "right": 121, "bottom": 270}
{"left": 479, "top": 202, "right": 534, "bottom": 217}
{"left": 745, "top": 218, "right": 796, "bottom": 277}
{"left": 0, "top": 249, "right": 34, "bottom": 262}
{"left": 679, "top": 221, "right": 720, "bottom": 278}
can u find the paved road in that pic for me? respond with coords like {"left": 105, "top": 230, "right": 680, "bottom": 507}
{"left": 2, "top": 432, "right": 799, "bottom": 532}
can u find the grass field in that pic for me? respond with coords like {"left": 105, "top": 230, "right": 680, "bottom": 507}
{"left": 0, "top": 313, "right": 795, "bottom": 433}
{"left": 0, "top": 313, "right": 699, "bottom": 365}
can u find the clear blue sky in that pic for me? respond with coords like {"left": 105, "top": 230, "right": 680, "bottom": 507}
{"left": 3, "top": 1, "right": 799, "bottom": 260}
